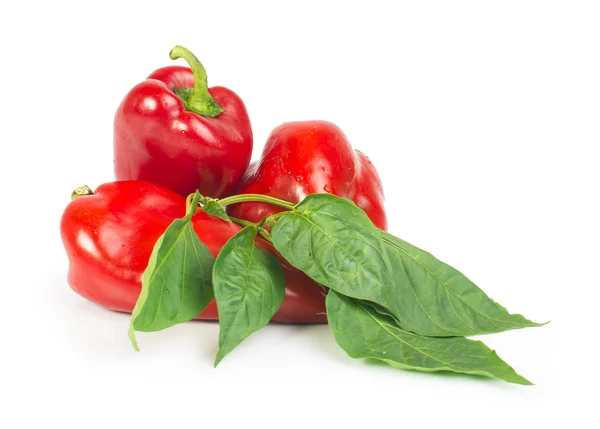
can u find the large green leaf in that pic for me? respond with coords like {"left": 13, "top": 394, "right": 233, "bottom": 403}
{"left": 271, "top": 193, "right": 542, "bottom": 339}
{"left": 213, "top": 226, "right": 285, "bottom": 366}
{"left": 326, "top": 291, "right": 532, "bottom": 385}
{"left": 128, "top": 214, "right": 215, "bottom": 350}
{"left": 271, "top": 194, "right": 401, "bottom": 318}
{"left": 382, "top": 232, "right": 544, "bottom": 337}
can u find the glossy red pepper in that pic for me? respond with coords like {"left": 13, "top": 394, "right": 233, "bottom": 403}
{"left": 60, "top": 181, "right": 326, "bottom": 324}
{"left": 114, "top": 46, "right": 252, "bottom": 198}
{"left": 229, "top": 120, "right": 387, "bottom": 230}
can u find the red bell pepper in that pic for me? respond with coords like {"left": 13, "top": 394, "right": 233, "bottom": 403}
{"left": 60, "top": 181, "right": 326, "bottom": 323}
{"left": 229, "top": 120, "right": 387, "bottom": 230}
{"left": 114, "top": 46, "right": 252, "bottom": 198}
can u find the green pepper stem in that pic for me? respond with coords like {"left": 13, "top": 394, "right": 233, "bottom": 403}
{"left": 71, "top": 185, "right": 94, "bottom": 200}
{"left": 170, "top": 45, "right": 224, "bottom": 118}
{"left": 218, "top": 194, "right": 295, "bottom": 211}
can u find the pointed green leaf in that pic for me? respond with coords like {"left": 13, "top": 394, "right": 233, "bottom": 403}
{"left": 202, "top": 200, "right": 230, "bottom": 221}
{"left": 382, "top": 232, "right": 545, "bottom": 337}
{"left": 271, "top": 194, "right": 400, "bottom": 318}
{"left": 326, "top": 291, "right": 532, "bottom": 385}
{"left": 213, "top": 226, "right": 285, "bottom": 366}
{"left": 128, "top": 218, "right": 215, "bottom": 350}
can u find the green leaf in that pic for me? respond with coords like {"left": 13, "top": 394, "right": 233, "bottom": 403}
{"left": 271, "top": 194, "right": 402, "bottom": 319}
{"left": 326, "top": 291, "right": 532, "bottom": 385}
{"left": 128, "top": 218, "right": 215, "bottom": 350}
{"left": 202, "top": 200, "right": 230, "bottom": 221}
{"left": 382, "top": 232, "right": 544, "bottom": 337}
{"left": 271, "top": 192, "right": 544, "bottom": 339}
{"left": 213, "top": 226, "right": 285, "bottom": 366}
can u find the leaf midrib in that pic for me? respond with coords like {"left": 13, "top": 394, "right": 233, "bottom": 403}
{"left": 148, "top": 220, "right": 188, "bottom": 286}
{"left": 389, "top": 247, "right": 455, "bottom": 335}
{"left": 149, "top": 221, "right": 189, "bottom": 325}
{"left": 219, "top": 231, "right": 257, "bottom": 350}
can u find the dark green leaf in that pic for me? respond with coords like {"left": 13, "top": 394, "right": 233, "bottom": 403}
{"left": 382, "top": 232, "right": 544, "bottom": 337}
{"left": 271, "top": 194, "right": 403, "bottom": 318}
{"left": 213, "top": 226, "right": 285, "bottom": 366}
{"left": 326, "top": 291, "right": 532, "bottom": 385}
{"left": 202, "top": 200, "right": 230, "bottom": 221}
{"left": 128, "top": 218, "right": 215, "bottom": 350}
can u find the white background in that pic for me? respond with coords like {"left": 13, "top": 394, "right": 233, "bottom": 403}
{"left": 1, "top": 1, "right": 598, "bottom": 427}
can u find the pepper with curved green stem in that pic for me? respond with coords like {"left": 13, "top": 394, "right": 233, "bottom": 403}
{"left": 114, "top": 45, "right": 253, "bottom": 198}
{"left": 169, "top": 46, "right": 224, "bottom": 118}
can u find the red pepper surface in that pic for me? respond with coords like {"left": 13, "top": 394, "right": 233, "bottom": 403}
{"left": 60, "top": 181, "right": 326, "bottom": 324}
{"left": 114, "top": 46, "right": 252, "bottom": 198}
{"left": 229, "top": 120, "right": 387, "bottom": 230}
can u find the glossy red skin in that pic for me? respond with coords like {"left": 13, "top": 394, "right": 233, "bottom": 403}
{"left": 61, "top": 181, "right": 327, "bottom": 324}
{"left": 114, "top": 66, "right": 253, "bottom": 198}
{"left": 229, "top": 120, "right": 387, "bottom": 230}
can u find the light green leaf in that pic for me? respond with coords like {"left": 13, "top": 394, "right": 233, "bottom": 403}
{"left": 202, "top": 200, "right": 230, "bottom": 221}
{"left": 382, "top": 232, "right": 545, "bottom": 337}
{"left": 271, "top": 194, "right": 401, "bottom": 318}
{"left": 326, "top": 291, "right": 532, "bottom": 385}
{"left": 128, "top": 218, "right": 215, "bottom": 350}
{"left": 213, "top": 226, "right": 285, "bottom": 366}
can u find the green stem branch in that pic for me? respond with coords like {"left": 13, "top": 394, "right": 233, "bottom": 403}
{"left": 229, "top": 217, "right": 273, "bottom": 243}
{"left": 218, "top": 194, "right": 295, "bottom": 211}
{"left": 228, "top": 216, "right": 255, "bottom": 228}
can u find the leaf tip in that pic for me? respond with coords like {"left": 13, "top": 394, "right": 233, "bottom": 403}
{"left": 523, "top": 318, "right": 550, "bottom": 330}
{"left": 514, "top": 375, "right": 534, "bottom": 386}
{"left": 128, "top": 324, "right": 141, "bottom": 352}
